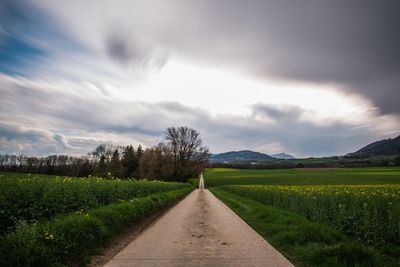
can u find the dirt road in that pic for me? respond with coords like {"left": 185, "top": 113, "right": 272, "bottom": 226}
{"left": 105, "top": 188, "right": 293, "bottom": 267}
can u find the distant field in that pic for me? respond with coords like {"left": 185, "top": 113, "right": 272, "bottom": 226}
{"left": 203, "top": 167, "right": 400, "bottom": 187}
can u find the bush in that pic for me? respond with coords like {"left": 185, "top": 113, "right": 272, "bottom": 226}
{"left": 0, "top": 187, "right": 193, "bottom": 267}
{"left": 0, "top": 173, "right": 189, "bottom": 235}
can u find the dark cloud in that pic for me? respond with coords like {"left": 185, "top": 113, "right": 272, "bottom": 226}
{"left": 251, "top": 104, "right": 304, "bottom": 122}
{"left": 7, "top": 0, "right": 400, "bottom": 113}
{"left": 161, "top": 0, "right": 400, "bottom": 114}
{"left": 105, "top": 31, "right": 167, "bottom": 72}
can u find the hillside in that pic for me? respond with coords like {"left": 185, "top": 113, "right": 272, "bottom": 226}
{"left": 271, "top": 153, "right": 295, "bottom": 159}
{"left": 209, "top": 150, "right": 273, "bottom": 163}
{"left": 346, "top": 135, "right": 400, "bottom": 158}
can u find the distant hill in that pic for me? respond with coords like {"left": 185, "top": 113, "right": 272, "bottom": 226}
{"left": 346, "top": 135, "right": 400, "bottom": 158}
{"left": 209, "top": 150, "right": 273, "bottom": 163}
{"left": 271, "top": 153, "right": 295, "bottom": 159}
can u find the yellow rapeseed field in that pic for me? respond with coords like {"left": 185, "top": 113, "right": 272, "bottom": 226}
{"left": 222, "top": 184, "right": 400, "bottom": 244}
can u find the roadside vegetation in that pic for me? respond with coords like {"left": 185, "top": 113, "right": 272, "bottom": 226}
{"left": 0, "top": 126, "right": 205, "bottom": 266}
{"left": 211, "top": 188, "right": 399, "bottom": 267}
{"left": 0, "top": 172, "right": 189, "bottom": 235}
{"left": 219, "top": 184, "right": 400, "bottom": 245}
{"left": 0, "top": 187, "right": 193, "bottom": 267}
{"left": 206, "top": 167, "right": 400, "bottom": 266}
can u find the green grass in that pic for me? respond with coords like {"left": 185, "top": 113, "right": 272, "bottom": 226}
{"left": 202, "top": 167, "right": 400, "bottom": 187}
{"left": 0, "top": 172, "right": 190, "bottom": 235}
{"left": 0, "top": 187, "right": 193, "bottom": 267}
{"left": 211, "top": 188, "right": 399, "bottom": 267}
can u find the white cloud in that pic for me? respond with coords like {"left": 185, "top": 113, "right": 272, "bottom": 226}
{"left": 1, "top": 0, "right": 399, "bottom": 156}
{"left": 1, "top": 74, "right": 398, "bottom": 157}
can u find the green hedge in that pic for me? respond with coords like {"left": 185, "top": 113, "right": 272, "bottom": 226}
{"left": 0, "top": 173, "right": 189, "bottom": 235}
{"left": 0, "top": 187, "right": 193, "bottom": 267}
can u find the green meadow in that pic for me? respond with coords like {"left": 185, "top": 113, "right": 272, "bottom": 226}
{"left": 201, "top": 167, "right": 400, "bottom": 187}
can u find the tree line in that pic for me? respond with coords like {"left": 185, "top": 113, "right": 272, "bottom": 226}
{"left": 0, "top": 127, "right": 209, "bottom": 182}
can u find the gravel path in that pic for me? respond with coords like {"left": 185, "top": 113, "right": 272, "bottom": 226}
{"left": 104, "top": 187, "right": 293, "bottom": 267}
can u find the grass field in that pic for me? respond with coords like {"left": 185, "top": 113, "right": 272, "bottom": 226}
{"left": 206, "top": 167, "right": 400, "bottom": 266}
{"left": 0, "top": 172, "right": 193, "bottom": 266}
{"left": 211, "top": 188, "right": 395, "bottom": 267}
{"left": 201, "top": 167, "right": 400, "bottom": 187}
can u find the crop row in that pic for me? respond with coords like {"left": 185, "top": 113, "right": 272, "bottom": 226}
{"left": 0, "top": 173, "right": 190, "bottom": 235}
{"left": 218, "top": 184, "right": 400, "bottom": 245}
{"left": 0, "top": 187, "right": 193, "bottom": 267}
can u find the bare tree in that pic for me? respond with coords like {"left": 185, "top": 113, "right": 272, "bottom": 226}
{"left": 165, "top": 126, "right": 209, "bottom": 181}
{"left": 92, "top": 144, "right": 113, "bottom": 176}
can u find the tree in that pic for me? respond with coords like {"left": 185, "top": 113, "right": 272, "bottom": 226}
{"left": 165, "top": 126, "right": 208, "bottom": 182}
{"left": 16, "top": 154, "right": 25, "bottom": 169}
{"left": 122, "top": 145, "right": 135, "bottom": 177}
{"left": 139, "top": 143, "right": 174, "bottom": 181}
{"left": 394, "top": 156, "right": 400, "bottom": 166}
{"left": 92, "top": 144, "right": 112, "bottom": 162}
{"left": 133, "top": 145, "right": 143, "bottom": 177}
{"left": 92, "top": 144, "right": 112, "bottom": 177}
{"left": 109, "top": 149, "right": 121, "bottom": 177}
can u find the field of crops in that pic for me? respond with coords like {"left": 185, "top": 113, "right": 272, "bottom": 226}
{"left": 0, "top": 172, "right": 193, "bottom": 266}
{"left": 219, "top": 184, "right": 400, "bottom": 245}
{"left": 202, "top": 167, "right": 400, "bottom": 187}
{"left": 0, "top": 172, "right": 188, "bottom": 235}
{"left": 207, "top": 167, "right": 400, "bottom": 266}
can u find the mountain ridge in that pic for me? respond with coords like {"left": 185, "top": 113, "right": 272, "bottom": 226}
{"left": 271, "top": 153, "right": 295, "bottom": 159}
{"left": 346, "top": 135, "right": 400, "bottom": 158}
{"left": 209, "top": 150, "right": 294, "bottom": 162}
{"left": 209, "top": 150, "right": 273, "bottom": 163}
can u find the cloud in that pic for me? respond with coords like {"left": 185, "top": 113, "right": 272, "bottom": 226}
{"left": 28, "top": 0, "right": 400, "bottom": 115}
{"left": 251, "top": 104, "right": 304, "bottom": 122}
{"left": 1, "top": 1, "right": 399, "bottom": 156}
{"left": 1, "top": 75, "right": 398, "bottom": 157}
{"left": 105, "top": 31, "right": 167, "bottom": 73}
{"left": 0, "top": 123, "right": 69, "bottom": 155}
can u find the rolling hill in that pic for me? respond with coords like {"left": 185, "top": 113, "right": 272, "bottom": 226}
{"left": 271, "top": 153, "right": 295, "bottom": 159}
{"left": 209, "top": 150, "right": 273, "bottom": 163}
{"left": 346, "top": 135, "right": 400, "bottom": 158}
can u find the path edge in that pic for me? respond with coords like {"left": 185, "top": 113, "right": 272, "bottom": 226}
{"left": 88, "top": 190, "right": 195, "bottom": 267}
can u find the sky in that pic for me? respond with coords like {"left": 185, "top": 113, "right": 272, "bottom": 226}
{"left": 0, "top": 0, "right": 399, "bottom": 157}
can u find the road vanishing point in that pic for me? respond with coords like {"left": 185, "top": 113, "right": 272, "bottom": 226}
{"left": 105, "top": 174, "right": 293, "bottom": 267}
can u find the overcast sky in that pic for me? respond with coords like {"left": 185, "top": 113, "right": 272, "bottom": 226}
{"left": 0, "top": 0, "right": 399, "bottom": 157}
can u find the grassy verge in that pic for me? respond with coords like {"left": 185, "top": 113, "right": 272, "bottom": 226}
{"left": 0, "top": 187, "right": 193, "bottom": 267}
{"left": 210, "top": 188, "right": 399, "bottom": 267}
